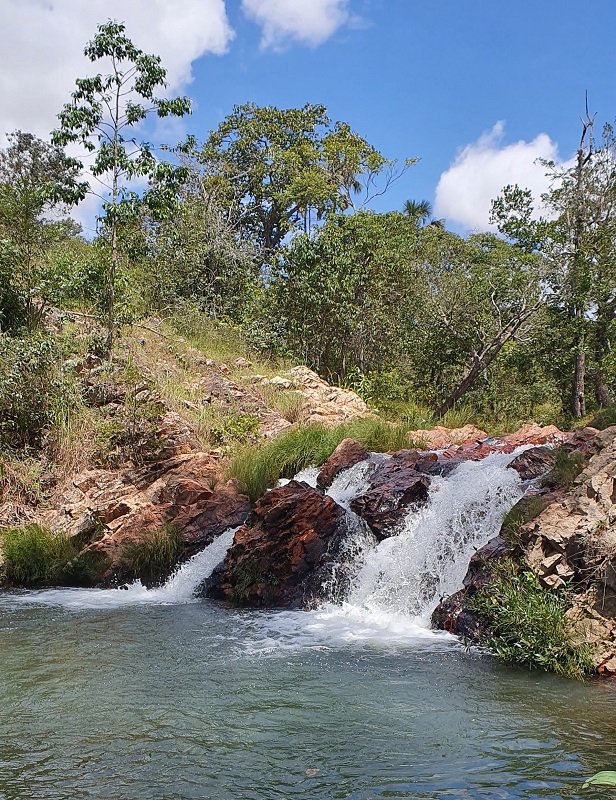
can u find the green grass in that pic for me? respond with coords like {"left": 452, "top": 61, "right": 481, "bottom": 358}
{"left": 119, "top": 524, "right": 182, "bottom": 587}
{"left": 1, "top": 524, "right": 78, "bottom": 587}
{"left": 541, "top": 446, "right": 585, "bottom": 490}
{"left": 470, "top": 559, "right": 593, "bottom": 680}
{"left": 589, "top": 406, "right": 616, "bottom": 430}
{"left": 228, "top": 419, "right": 426, "bottom": 501}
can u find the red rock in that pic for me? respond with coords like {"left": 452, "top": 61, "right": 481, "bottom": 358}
{"left": 316, "top": 438, "right": 369, "bottom": 491}
{"left": 204, "top": 481, "right": 350, "bottom": 608}
{"left": 350, "top": 455, "right": 430, "bottom": 539}
{"left": 508, "top": 446, "right": 556, "bottom": 481}
{"left": 500, "top": 423, "right": 568, "bottom": 448}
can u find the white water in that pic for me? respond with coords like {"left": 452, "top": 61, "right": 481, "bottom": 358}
{"left": 1, "top": 452, "right": 524, "bottom": 652}
{"left": 0, "top": 527, "right": 237, "bottom": 610}
{"left": 242, "top": 449, "right": 525, "bottom": 652}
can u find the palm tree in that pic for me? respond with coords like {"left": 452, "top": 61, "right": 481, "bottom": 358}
{"left": 403, "top": 199, "right": 446, "bottom": 229}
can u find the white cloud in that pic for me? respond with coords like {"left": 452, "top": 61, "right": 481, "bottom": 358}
{"left": 434, "top": 122, "right": 563, "bottom": 231}
{"left": 0, "top": 0, "right": 234, "bottom": 143}
{"left": 241, "top": 0, "right": 350, "bottom": 49}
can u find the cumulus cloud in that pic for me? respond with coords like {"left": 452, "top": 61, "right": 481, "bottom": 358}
{"left": 0, "top": 0, "right": 234, "bottom": 143}
{"left": 434, "top": 122, "right": 563, "bottom": 231}
{"left": 241, "top": 0, "right": 351, "bottom": 49}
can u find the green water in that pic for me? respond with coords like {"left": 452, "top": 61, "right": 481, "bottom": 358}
{"left": 1, "top": 599, "right": 615, "bottom": 800}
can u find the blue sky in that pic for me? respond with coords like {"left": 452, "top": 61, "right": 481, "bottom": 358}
{"left": 2, "top": 0, "right": 616, "bottom": 233}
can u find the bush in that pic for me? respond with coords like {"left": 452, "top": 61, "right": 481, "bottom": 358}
{"left": 0, "top": 334, "right": 64, "bottom": 449}
{"left": 1, "top": 524, "right": 78, "bottom": 586}
{"left": 229, "top": 419, "right": 425, "bottom": 501}
{"left": 470, "top": 559, "right": 593, "bottom": 680}
{"left": 119, "top": 524, "right": 182, "bottom": 587}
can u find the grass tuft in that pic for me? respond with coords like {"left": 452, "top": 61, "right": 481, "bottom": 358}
{"left": 1, "top": 524, "right": 78, "bottom": 587}
{"left": 228, "top": 419, "right": 425, "bottom": 501}
{"left": 470, "top": 559, "right": 593, "bottom": 680}
{"left": 119, "top": 524, "right": 182, "bottom": 587}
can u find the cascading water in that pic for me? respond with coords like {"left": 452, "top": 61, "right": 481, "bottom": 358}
{"left": 346, "top": 450, "right": 524, "bottom": 622}
{"left": 243, "top": 449, "right": 526, "bottom": 652}
{"left": 0, "top": 527, "right": 237, "bottom": 610}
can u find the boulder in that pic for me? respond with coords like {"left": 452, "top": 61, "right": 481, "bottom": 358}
{"left": 316, "top": 438, "right": 369, "bottom": 491}
{"left": 508, "top": 446, "right": 557, "bottom": 481}
{"left": 350, "top": 453, "right": 430, "bottom": 539}
{"left": 204, "top": 480, "right": 352, "bottom": 608}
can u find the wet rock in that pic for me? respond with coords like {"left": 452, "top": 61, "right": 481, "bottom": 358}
{"left": 507, "top": 447, "right": 556, "bottom": 481}
{"left": 431, "top": 590, "right": 488, "bottom": 641}
{"left": 350, "top": 454, "right": 430, "bottom": 539}
{"left": 316, "top": 438, "right": 369, "bottom": 491}
{"left": 204, "top": 481, "right": 351, "bottom": 608}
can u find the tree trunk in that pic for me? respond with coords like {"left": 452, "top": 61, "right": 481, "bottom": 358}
{"left": 570, "top": 348, "right": 586, "bottom": 417}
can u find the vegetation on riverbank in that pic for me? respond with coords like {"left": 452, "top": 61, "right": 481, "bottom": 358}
{"left": 470, "top": 559, "right": 594, "bottom": 680}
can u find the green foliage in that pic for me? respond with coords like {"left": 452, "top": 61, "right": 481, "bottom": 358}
{"left": 196, "top": 103, "right": 395, "bottom": 257}
{"left": 500, "top": 495, "right": 551, "bottom": 550}
{"left": 541, "top": 447, "right": 585, "bottom": 490}
{"left": 590, "top": 406, "right": 616, "bottom": 430}
{"left": 0, "top": 333, "right": 74, "bottom": 449}
{"left": 0, "top": 131, "right": 83, "bottom": 330}
{"left": 53, "top": 19, "right": 191, "bottom": 354}
{"left": 208, "top": 411, "right": 260, "bottom": 447}
{"left": 470, "top": 559, "right": 593, "bottom": 680}
{"left": 229, "top": 419, "right": 423, "bottom": 501}
{"left": 60, "top": 549, "right": 112, "bottom": 587}
{"left": 1, "top": 524, "right": 78, "bottom": 586}
{"left": 119, "top": 524, "right": 182, "bottom": 587}
{"left": 583, "top": 771, "right": 616, "bottom": 788}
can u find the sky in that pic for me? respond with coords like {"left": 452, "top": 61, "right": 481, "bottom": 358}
{"left": 2, "top": 0, "right": 616, "bottom": 235}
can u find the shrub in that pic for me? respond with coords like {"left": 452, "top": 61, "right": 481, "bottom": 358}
{"left": 0, "top": 334, "right": 64, "bottom": 449}
{"left": 470, "top": 559, "right": 593, "bottom": 680}
{"left": 60, "top": 549, "right": 112, "bottom": 587}
{"left": 1, "top": 524, "right": 78, "bottom": 586}
{"left": 119, "top": 524, "right": 182, "bottom": 587}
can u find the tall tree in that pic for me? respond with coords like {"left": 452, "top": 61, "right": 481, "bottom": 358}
{"left": 52, "top": 20, "right": 191, "bottom": 356}
{"left": 0, "top": 131, "right": 82, "bottom": 330}
{"left": 192, "top": 104, "right": 406, "bottom": 259}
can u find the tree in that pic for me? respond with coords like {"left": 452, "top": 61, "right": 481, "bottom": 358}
{"left": 492, "top": 114, "right": 616, "bottom": 416}
{"left": 267, "top": 212, "right": 424, "bottom": 381}
{"left": 413, "top": 230, "right": 543, "bottom": 418}
{"left": 52, "top": 20, "right": 191, "bottom": 356}
{"left": 0, "top": 131, "right": 82, "bottom": 330}
{"left": 192, "top": 104, "right": 407, "bottom": 259}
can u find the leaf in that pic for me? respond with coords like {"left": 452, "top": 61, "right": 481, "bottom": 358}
{"left": 582, "top": 771, "right": 616, "bottom": 788}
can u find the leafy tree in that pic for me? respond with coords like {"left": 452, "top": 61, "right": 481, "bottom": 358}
{"left": 266, "top": 212, "right": 424, "bottom": 381}
{"left": 52, "top": 20, "right": 191, "bottom": 356}
{"left": 492, "top": 116, "right": 616, "bottom": 416}
{"left": 0, "top": 131, "right": 82, "bottom": 330}
{"left": 192, "top": 103, "right": 404, "bottom": 259}
{"left": 413, "top": 229, "right": 543, "bottom": 417}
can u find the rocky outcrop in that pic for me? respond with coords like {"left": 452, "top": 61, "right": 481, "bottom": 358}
{"left": 350, "top": 453, "right": 431, "bottom": 539}
{"left": 316, "top": 438, "right": 369, "bottom": 491}
{"left": 204, "top": 481, "right": 354, "bottom": 608}
{"left": 45, "top": 451, "right": 250, "bottom": 565}
{"left": 433, "top": 425, "right": 616, "bottom": 676}
{"left": 284, "top": 366, "right": 374, "bottom": 426}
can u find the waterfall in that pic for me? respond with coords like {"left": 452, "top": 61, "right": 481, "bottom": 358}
{"left": 345, "top": 451, "right": 523, "bottom": 621}
{"left": 0, "top": 527, "right": 238, "bottom": 610}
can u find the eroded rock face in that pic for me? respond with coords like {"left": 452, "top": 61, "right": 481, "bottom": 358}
{"left": 204, "top": 481, "right": 353, "bottom": 608}
{"left": 316, "top": 438, "right": 369, "bottom": 491}
{"left": 508, "top": 447, "right": 557, "bottom": 481}
{"left": 44, "top": 451, "right": 250, "bottom": 570}
{"left": 350, "top": 453, "right": 431, "bottom": 539}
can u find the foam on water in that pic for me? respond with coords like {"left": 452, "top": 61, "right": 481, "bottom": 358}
{"left": 239, "top": 449, "right": 525, "bottom": 654}
{"left": 0, "top": 527, "right": 237, "bottom": 611}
